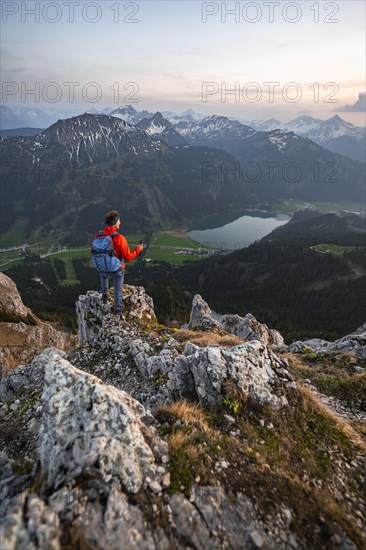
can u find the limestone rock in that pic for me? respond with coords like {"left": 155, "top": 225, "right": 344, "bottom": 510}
{"left": 0, "top": 272, "right": 35, "bottom": 320}
{"left": 76, "top": 290, "right": 105, "bottom": 343}
{"left": 76, "top": 285, "right": 156, "bottom": 344}
{"left": 220, "top": 312, "right": 285, "bottom": 347}
{"left": 0, "top": 453, "right": 34, "bottom": 520}
{"left": 169, "top": 486, "right": 275, "bottom": 549}
{"left": 81, "top": 483, "right": 157, "bottom": 549}
{"left": 128, "top": 325, "right": 291, "bottom": 410}
{"left": 0, "top": 272, "right": 75, "bottom": 372}
{"left": 288, "top": 323, "right": 366, "bottom": 359}
{"left": 170, "top": 492, "right": 214, "bottom": 548}
{"left": 186, "top": 294, "right": 222, "bottom": 332}
{"left": 0, "top": 284, "right": 361, "bottom": 550}
{"left": 182, "top": 340, "right": 292, "bottom": 409}
{"left": 1, "top": 483, "right": 157, "bottom": 550}
{"left": 0, "top": 492, "right": 61, "bottom": 550}
{"left": 39, "top": 350, "right": 157, "bottom": 493}
{"left": 187, "top": 294, "right": 284, "bottom": 347}
{"left": 168, "top": 355, "right": 198, "bottom": 402}
{"left": 0, "top": 346, "right": 60, "bottom": 403}
{"left": 103, "top": 292, "right": 292, "bottom": 410}
{"left": 130, "top": 339, "right": 153, "bottom": 377}
{"left": 130, "top": 338, "right": 178, "bottom": 380}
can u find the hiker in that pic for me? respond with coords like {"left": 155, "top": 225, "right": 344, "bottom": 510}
{"left": 91, "top": 210, "right": 143, "bottom": 314}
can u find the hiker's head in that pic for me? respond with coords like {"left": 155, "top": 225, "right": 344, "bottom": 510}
{"left": 105, "top": 210, "right": 120, "bottom": 228}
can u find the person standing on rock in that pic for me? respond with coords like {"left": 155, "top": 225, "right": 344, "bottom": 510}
{"left": 92, "top": 210, "right": 143, "bottom": 314}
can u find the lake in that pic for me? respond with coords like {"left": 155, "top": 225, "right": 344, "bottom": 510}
{"left": 187, "top": 210, "right": 291, "bottom": 250}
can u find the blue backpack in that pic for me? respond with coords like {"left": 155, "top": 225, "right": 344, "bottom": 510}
{"left": 91, "top": 231, "right": 122, "bottom": 273}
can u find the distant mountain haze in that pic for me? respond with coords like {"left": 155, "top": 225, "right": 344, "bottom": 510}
{"left": 246, "top": 115, "right": 365, "bottom": 163}
{"left": 1, "top": 105, "right": 364, "bottom": 162}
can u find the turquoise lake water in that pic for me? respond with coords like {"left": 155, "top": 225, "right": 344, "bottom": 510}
{"left": 187, "top": 210, "right": 291, "bottom": 250}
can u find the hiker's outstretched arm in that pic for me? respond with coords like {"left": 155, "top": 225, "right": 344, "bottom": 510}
{"left": 115, "top": 234, "right": 142, "bottom": 262}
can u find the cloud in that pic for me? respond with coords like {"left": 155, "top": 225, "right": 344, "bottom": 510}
{"left": 336, "top": 92, "right": 366, "bottom": 112}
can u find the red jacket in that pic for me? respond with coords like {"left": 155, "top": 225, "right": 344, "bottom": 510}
{"left": 95, "top": 226, "right": 142, "bottom": 269}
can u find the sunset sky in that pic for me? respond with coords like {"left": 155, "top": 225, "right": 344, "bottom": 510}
{"left": 1, "top": 0, "right": 365, "bottom": 124}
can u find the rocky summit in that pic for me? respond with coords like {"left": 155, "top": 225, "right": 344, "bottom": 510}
{"left": 0, "top": 272, "right": 75, "bottom": 372}
{"left": 0, "top": 283, "right": 365, "bottom": 549}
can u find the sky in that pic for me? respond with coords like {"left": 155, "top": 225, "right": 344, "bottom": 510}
{"left": 1, "top": 0, "right": 365, "bottom": 124}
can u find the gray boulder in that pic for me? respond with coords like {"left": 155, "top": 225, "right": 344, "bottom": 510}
{"left": 220, "top": 312, "right": 285, "bottom": 347}
{"left": 130, "top": 338, "right": 179, "bottom": 379}
{"left": 288, "top": 323, "right": 366, "bottom": 359}
{"left": 128, "top": 328, "right": 292, "bottom": 410}
{"left": 1, "top": 483, "right": 158, "bottom": 550}
{"left": 0, "top": 347, "right": 62, "bottom": 402}
{"left": 181, "top": 340, "right": 292, "bottom": 409}
{"left": 1, "top": 492, "right": 61, "bottom": 550}
{"left": 187, "top": 294, "right": 285, "bottom": 347}
{"left": 39, "top": 350, "right": 157, "bottom": 493}
{"left": 170, "top": 486, "right": 274, "bottom": 549}
{"left": 186, "top": 294, "right": 222, "bottom": 331}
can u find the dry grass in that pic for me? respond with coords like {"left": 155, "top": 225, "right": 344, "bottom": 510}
{"left": 154, "top": 339, "right": 366, "bottom": 546}
{"left": 156, "top": 400, "right": 238, "bottom": 493}
{"left": 169, "top": 431, "right": 201, "bottom": 464}
{"left": 281, "top": 351, "right": 366, "bottom": 431}
{"left": 222, "top": 377, "right": 249, "bottom": 402}
{"left": 298, "top": 385, "right": 366, "bottom": 451}
{"left": 280, "top": 350, "right": 305, "bottom": 370}
{"left": 156, "top": 388, "right": 366, "bottom": 548}
{"left": 157, "top": 401, "right": 210, "bottom": 432}
{"left": 173, "top": 328, "right": 243, "bottom": 348}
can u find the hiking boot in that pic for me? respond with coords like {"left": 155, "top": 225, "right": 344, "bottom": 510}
{"left": 113, "top": 305, "right": 124, "bottom": 315}
{"left": 102, "top": 293, "right": 108, "bottom": 305}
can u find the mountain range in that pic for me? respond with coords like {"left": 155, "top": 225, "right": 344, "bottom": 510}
{"left": 138, "top": 112, "right": 365, "bottom": 202}
{"left": 246, "top": 115, "right": 365, "bottom": 163}
{"left": 1, "top": 110, "right": 365, "bottom": 243}
{"left": 0, "top": 113, "right": 255, "bottom": 240}
{"left": 0, "top": 105, "right": 204, "bottom": 131}
{"left": 137, "top": 112, "right": 188, "bottom": 146}
{"left": 1, "top": 105, "right": 364, "bottom": 162}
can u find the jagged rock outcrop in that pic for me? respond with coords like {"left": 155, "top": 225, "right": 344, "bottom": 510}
{"left": 0, "top": 272, "right": 75, "bottom": 372}
{"left": 0, "top": 286, "right": 363, "bottom": 550}
{"left": 0, "top": 346, "right": 56, "bottom": 403}
{"left": 186, "top": 294, "right": 223, "bottom": 332}
{"left": 76, "top": 284, "right": 155, "bottom": 343}
{"left": 74, "top": 289, "right": 293, "bottom": 410}
{"left": 288, "top": 323, "right": 366, "bottom": 359}
{"left": 1, "top": 480, "right": 163, "bottom": 550}
{"left": 129, "top": 338, "right": 293, "bottom": 409}
{"left": 40, "top": 350, "right": 158, "bottom": 493}
{"left": 0, "top": 272, "right": 37, "bottom": 321}
{"left": 0, "top": 346, "right": 278, "bottom": 550}
{"left": 0, "top": 348, "right": 167, "bottom": 549}
{"left": 180, "top": 341, "right": 292, "bottom": 409}
{"left": 187, "top": 294, "right": 285, "bottom": 347}
{"left": 170, "top": 486, "right": 271, "bottom": 550}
